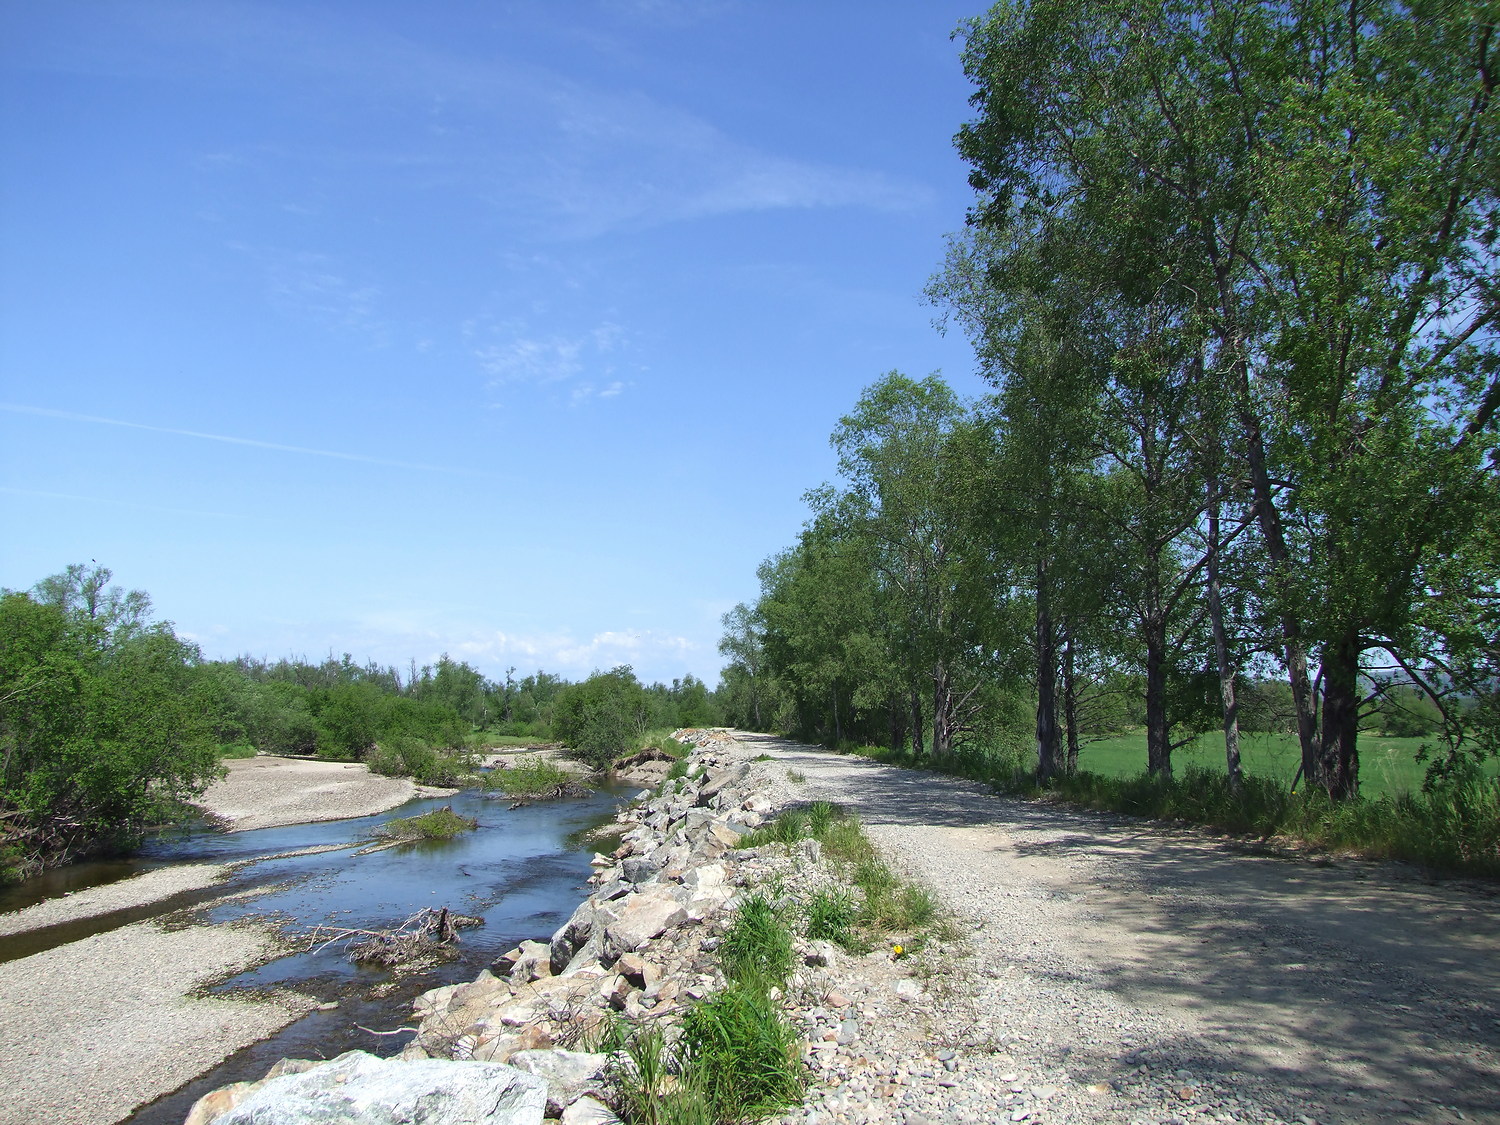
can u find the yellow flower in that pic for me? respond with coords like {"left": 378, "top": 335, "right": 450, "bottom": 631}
{"left": 892, "top": 943, "right": 905, "bottom": 957}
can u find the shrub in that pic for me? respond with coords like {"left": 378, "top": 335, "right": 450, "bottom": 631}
{"left": 373, "top": 806, "right": 477, "bottom": 842}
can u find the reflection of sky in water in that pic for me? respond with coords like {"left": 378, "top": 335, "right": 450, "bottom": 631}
{"left": 122, "top": 783, "right": 628, "bottom": 1125}
{"left": 192, "top": 786, "right": 627, "bottom": 985}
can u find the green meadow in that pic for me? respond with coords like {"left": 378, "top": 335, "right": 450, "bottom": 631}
{"left": 1073, "top": 731, "right": 1465, "bottom": 798}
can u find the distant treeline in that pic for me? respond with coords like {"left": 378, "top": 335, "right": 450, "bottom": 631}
{"left": 0, "top": 563, "right": 721, "bottom": 880}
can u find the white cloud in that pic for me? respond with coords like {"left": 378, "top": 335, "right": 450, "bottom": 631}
{"left": 449, "top": 628, "right": 698, "bottom": 680}
{"left": 476, "top": 336, "right": 585, "bottom": 384}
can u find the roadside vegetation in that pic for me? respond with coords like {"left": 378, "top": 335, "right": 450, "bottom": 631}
{"left": 608, "top": 891, "right": 805, "bottom": 1125}
{"left": 744, "top": 802, "right": 949, "bottom": 952}
{"left": 714, "top": 3, "right": 1498, "bottom": 875}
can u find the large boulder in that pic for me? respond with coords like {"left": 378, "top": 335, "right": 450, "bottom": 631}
{"left": 604, "top": 888, "right": 688, "bottom": 953}
{"left": 210, "top": 1050, "right": 547, "bottom": 1125}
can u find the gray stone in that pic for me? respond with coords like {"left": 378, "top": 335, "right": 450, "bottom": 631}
{"left": 509, "top": 1049, "right": 608, "bottom": 1116}
{"left": 561, "top": 1095, "right": 623, "bottom": 1124}
{"left": 605, "top": 888, "right": 688, "bottom": 952}
{"left": 212, "top": 1050, "right": 547, "bottom": 1125}
{"left": 622, "top": 855, "right": 659, "bottom": 884}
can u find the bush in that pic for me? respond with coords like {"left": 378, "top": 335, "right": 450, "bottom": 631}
{"left": 483, "top": 755, "right": 588, "bottom": 798}
{"left": 373, "top": 806, "right": 477, "bottom": 842}
{"left": 554, "top": 667, "right": 652, "bottom": 770}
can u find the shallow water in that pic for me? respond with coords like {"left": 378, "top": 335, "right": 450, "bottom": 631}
{"left": 1, "top": 781, "right": 629, "bottom": 1125}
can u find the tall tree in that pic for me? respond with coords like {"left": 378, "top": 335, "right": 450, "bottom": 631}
{"left": 954, "top": 0, "right": 1499, "bottom": 797}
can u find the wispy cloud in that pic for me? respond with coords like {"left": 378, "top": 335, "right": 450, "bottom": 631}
{"left": 449, "top": 628, "right": 697, "bottom": 678}
{"left": 230, "top": 244, "right": 388, "bottom": 343}
{"left": 0, "top": 403, "right": 477, "bottom": 474}
{"left": 570, "top": 380, "right": 631, "bottom": 406}
{"left": 60, "top": 3, "right": 931, "bottom": 239}
{"left": 472, "top": 317, "right": 635, "bottom": 403}
{"left": 475, "top": 336, "right": 585, "bottom": 385}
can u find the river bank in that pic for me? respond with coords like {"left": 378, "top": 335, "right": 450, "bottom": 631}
{"left": 0, "top": 753, "right": 620, "bottom": 1125}
{"left": 181, "top": 730, "right": 1500, "bottom": 1125}
{"left": 195, "top": 755, "right": 458, "bottom": 833}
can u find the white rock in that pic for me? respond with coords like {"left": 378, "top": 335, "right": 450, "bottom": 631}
{"left": 211, "top": 1050, "right": 547, "bottom": 1125}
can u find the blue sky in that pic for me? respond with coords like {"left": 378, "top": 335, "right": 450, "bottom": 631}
{"left": 1, "top": 0, "right": 988, "bottom": 686}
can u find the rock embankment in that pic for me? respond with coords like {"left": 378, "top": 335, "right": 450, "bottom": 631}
{"left": 183, "top": 730, "right": 815, "bottom": 1124}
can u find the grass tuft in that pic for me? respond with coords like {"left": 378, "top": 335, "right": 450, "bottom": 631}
{"left": 804, "top": 888, "right": 857, "bottom": 946}
{"left": 718, "top": 893, "right": 793, "bottom": 986}
{"left": 373, "top": 805, "right": 478, "bottom": 842}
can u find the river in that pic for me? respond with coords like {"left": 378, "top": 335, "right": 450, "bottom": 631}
{"left": 0, "top": 780, "right": 628, "bottom": 1125}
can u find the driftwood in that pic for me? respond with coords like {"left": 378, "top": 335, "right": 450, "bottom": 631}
{"left": 306, "top": 906, "right": 483, "bottom": 969}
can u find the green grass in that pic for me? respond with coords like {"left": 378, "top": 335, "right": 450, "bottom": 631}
{"left": 609, "top": 891, "right": 804, "bottom": 1125}
{"left": 678, "top": 981, "right": 804, "bottom": 1121}
{"left": 1074, "top": 730, "right": 1454, "bottom": 798}
{"left": 718, "top": 893, "right": 794, "bottom": 987}
{"left": 373, "top": 806, "right": 478, "bottom": 842}
{"left": 217, "top": 742, "right": 258, "bottom": 759}
{"left": 804, "top": 888, "right": 857, "bottom": 945}
{"left": 482, "top": 755, "right": 588, "bottom": 798}
{"left": 742, "top": 803, "right": 950, "bottom": 951}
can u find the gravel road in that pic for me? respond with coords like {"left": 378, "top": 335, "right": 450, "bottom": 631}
{"left": 736, "top": 732, "right": 1500, "bottom": 1125}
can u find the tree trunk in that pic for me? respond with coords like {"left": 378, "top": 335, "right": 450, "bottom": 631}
{"left": 1145, "top": 625, "right": 1171, "bottom": 779}
{"left": 1206, "top": 473, "right": 1243, "bottom": 793}
{"left": 1231, "top": 361, "right": 1321, "bottom": 783}
{"left": 910, "top": 691, "right": 925, "bottom": 757}
{"left": 932, "top": 664, "right": 953, "bottom": 758}
{"left": 1035, "top": 559, "right": 1061, "bottom": 781}
{"left": 1318, "top": 631, "right": 1362, "bottom": 799}
{"left": 889, "top": 696, "right": 908, "bottom": 754}
{"left": 1062, "top": 630, "right": 1080, "bottom": 775}
{"left": 832, "top": 690, "right": 842, "bottom": 745}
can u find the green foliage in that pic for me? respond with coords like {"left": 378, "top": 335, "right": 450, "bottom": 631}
{"left": 482, "top": 755, "right": 584, "bottom": 798}
{"left": 610, "top": 893, "right": 804, "bottom": 1125}
{"left": 373, "top": 805, "right": 478, "bottom": 842}
{"left": 717, "top": 893, "right": 793, "bottom": 987}
{"left": 678, "top": 980, "right": 804, "bottom": 1122}
{"left": 554, "top": 667, "right": 654, "bottom": 770}
{"left": 0, "top": 569, "right": 226, "bottom": 874}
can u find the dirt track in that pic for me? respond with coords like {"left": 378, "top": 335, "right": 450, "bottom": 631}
{"left": 743, "top": 732, "right": 1500, "bottom": 1124}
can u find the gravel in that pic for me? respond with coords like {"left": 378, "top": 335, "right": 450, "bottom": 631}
{"left": 721, "top": 733, "right": 1500, "bottom": 1125}
{"left": 194, "top": 755, "right": 454, "bottom": 832}
{"left": 0, "top": 917, "right": 313, "bottom": 1125}
{"left": 0, "top": 863, "right": 233, "bottom": 938}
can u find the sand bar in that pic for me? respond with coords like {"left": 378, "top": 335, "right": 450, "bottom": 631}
{"left": 194, "top": 755, "right": 452, "bottom": 832}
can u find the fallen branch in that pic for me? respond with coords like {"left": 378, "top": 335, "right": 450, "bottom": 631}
{"left": 305, "top": 906, "right": 483, "bottom": 969}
